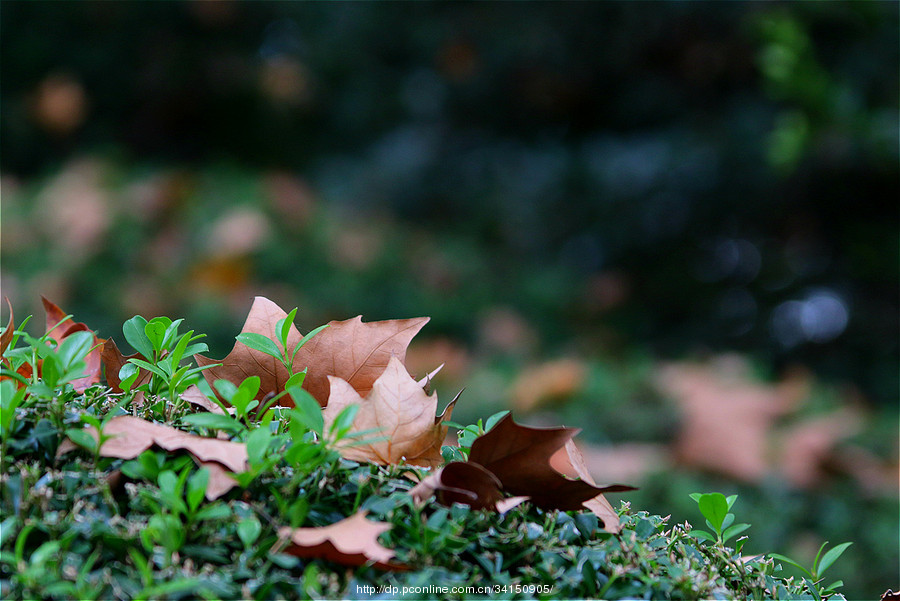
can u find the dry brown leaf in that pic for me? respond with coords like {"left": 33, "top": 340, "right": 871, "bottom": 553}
{"left": 181, "top": 384, "right": 226, "bottom": 414}
{"left": 101, "top": 338, "right": 152, "bottom": 393}
{"left": 0, "top": 299, "right": 14, "bottom": 356}
{"left": 196, "top": 297, "right": 428, "bottom": 408}
{"left": 296, "top": 314, "right": 429, "bottom": 405}
{"left": 197, "top": 296, "right": 303, "bottom": 404}
{"left": 656, "top": 356, "right": 808, "bottom": 481}
{"left": 322, "top": 356, "right": 455, "bottom": 468}
{"left": 277, "top": 511, "right": 405, "bottom": 570}
{"left": 550, "top": 440, "right": 633, "bottom": 533}
{"left": 468, "top": 414, "right": 634, "bottom": 512}
{"left": 59, "top": 415, "right": 247, "bottom": 499}
{"left": 409, "top": 461, "right": 503, "bottom": 510}
{"left": 776, "top": 407, "right": 863, "bottom": 488}
{"left": 42, "top": 296, "right": 103, "bottom": 392}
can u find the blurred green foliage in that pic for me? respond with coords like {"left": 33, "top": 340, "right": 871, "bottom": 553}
{"left": 2, "top": 1, "right": 897, "bottom": 401}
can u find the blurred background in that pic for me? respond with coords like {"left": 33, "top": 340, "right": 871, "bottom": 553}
{"left": 1, "top": 2, "right": 897, "bottom": 596}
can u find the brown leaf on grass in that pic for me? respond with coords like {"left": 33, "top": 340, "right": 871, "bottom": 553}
{"left": 468, "top": 414, "right": 634, "bottom": 513}
{"left": 277, "top": 511, "right": 405, "bottom": 570}
{"left": 196, "top": 296, "right": 428, "bottom": 408}
{"left": 41, "top": 296, "right": 103, "bottom": 392}
{"left": 101, "top": 338, "right": 152, "bottom": 392}
{"left": 322, "top": 356, "right": 455, "bottom": 468}
{"left": 196, "top": 296, "right": 303, "bottom": 404}
{"left": 59, "top": 415, "right": 246, "bottom": 499}
{"left": 296, "top": 314, "right": 429, "bottom": 405}
{"left": 550, "top": 440, "right": 633, "bottom": 533}
{"left": 0, "top": 299, "right": 14, "bottom": 356}
{"left": 181, "top": 384, "right": 226, "bottom": 414}
{"left": 409, "top": 461, "right": 504, "bottom": 510}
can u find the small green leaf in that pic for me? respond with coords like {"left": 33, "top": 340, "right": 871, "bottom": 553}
{"left": 246, "top": 427, "right": 272, "bottom": 466}
{"left": 285, "top": 370, "right": 306, "bottom": 390}
{"left": 816, "top": 542, "right": 852, "bottom": 576}
{"left": 237, "top": 515, "right": 262, "bottom": 547}
{"left": 65, "top": 428, "right": 98, "bottom": 452}
{"left": 692, "top": 529, "right": 717, "bottom": 543}
{"left": 287, "top": 386, "right": 324, "bottom": 436}
{"left": 484, "top": 410, "right": 510, "bottom": 433}
{"left": 329, "top": 404, "right": 359, "bottom": 437}
{"left": 123, "top": 316, "right": 153, "bottom": 359}
{"left": 56, "top": 331, "right": 94, "bottom": 370}
{"left": 769, "top": 553, "right": 814, "bottom": 578}
{"left": 236, "top": 333, "right": 282, "bottom": 360}
{"left": 187, "top": 468, "right": 209, "bottom": 512}
{"left": 726, "top": 494, "right": 738, "bottom": 510}
{"left": 697, "top": 492, "right": 729, "bottom": 533}
{"left": 722, "top": 523, "right": 751, "bottom": 543}
{"left": 144, "top": 319, "right": 168, "bottom": 353}
{"left": 182, "top": 413, "right": 243, "bottom": 432}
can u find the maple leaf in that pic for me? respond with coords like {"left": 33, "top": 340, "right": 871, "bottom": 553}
{"left": 295, "top": 314, "right": 429, "bottom": 405}
{"left": 196, "top": 296, "right": 428, "bottom": 407}
{"left": 322, "top": 356, "right": 455, "bottom": 468}
{"left": 468, "top": 414, "right": 634, "bottom": 514}
{"left": 277, "top": 511, "right": 405, "bottom": 570}
{"left": 41, "top": 296, "right": 103, "bottom": 392}
{"left": 59, "top": 415, "right": 247, "bottom": 500}
{"left": 196, "top": 296, "right": 303, "bottom": 404}
{"left": 550, "top": 439, "right": 629, "bottom": 533}
{"left": 409, "top": 461, "right": 504, "bottom": 510}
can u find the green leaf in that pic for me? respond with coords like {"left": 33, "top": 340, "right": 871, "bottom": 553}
{"left": 722, "top": 523, "right": 751, "bottom": 543}
{"left": 246, "top": 427, "right": 272, "bottom": 466}
{"left": 296, "top": 324, "right": 328, "bottom": 351}
{"left": 287, "top": 386, "right": 324, "bottom": 436}
{"left": 691, "top": 529, "right": 717, "bottom": 543}
{"left": 279, "top": 308, "right": 298, "bottom": 352}
{"left": 815, "top": 542, "right": 852, "bottom": 576}
{"left": 726, "top": 494, "right": 738, "bottom": 510}
{"left": 285, "top": 370, "right": 306, "bottom": 390}
{"left": 484, "top": 410, "right": 510, "bottom": 433}
{"left": 237, "top": 515, "right": 262, "bottom": 547}
{"left": 127, "top": 358, "right": 169, "bottom": 380}
{"left": 182, "top": 412, "right": 243, "bottom": 432}
{"left": 65, "top": 428, "right": 98, "bottom": 452}
{"left": 118, "top": 362, "right": 140, "bottom": 392}
{"left": 697, "top": 492, "right": 729, "bottom": 533}
{"left": 329, "top": 404, "right": 359, "bottom": 437}
{"left": 143, "top": 319, "right": 168, "bottom": 353}
{"left": 186, "top": 468, "right": 209, "bottom": 512}
{"left": 123, "top": 316, "right": 153, "bottom": 358}
{"left": 194, "top": 503, "right": 232, "bottom": 521}
{"left": 769, "top": 553, "right": 814, "bottom": 578}
{"left": 56, "top": 331, "right": 94, "bottom": 370}
{"left": 236, "top": 332, "right": 282, "bottom": 360}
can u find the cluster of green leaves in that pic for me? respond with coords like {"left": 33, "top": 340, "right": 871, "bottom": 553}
{"left": 0, "top": 315, "right": 852, "bottom": 600}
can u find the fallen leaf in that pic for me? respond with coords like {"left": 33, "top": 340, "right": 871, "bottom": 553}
{"left": 550, "top": 440, "right": 632, "bottom": 533}
{"left": 197, "top": 296, "right": 428, "bottom": 407}
{"left": 322, "top": 356, "right": 455, "bottom": 468}
{"left": 509, "top": 358, "right": 587, "bottom": 412}
{"left": 656, "top": 357, "right": 808, "bottom": 481}
{"left": 181, "top": 384, "right": 226, "bottom": 414}
{"left": 296, "top": 314, "right": 429, "bottom": 405}
{"left": 278, "top": 511, "right": 404, "bottom": 570}
{"left": 59, "top": 415, "right": 247, "bottom": 499}
{"left": 409, "top": 461, "right": 503, "bottom": 510}
{"left": 41, "top": 296, "right": 103, "bottom": 392}
{"left": 197, "top": 296, "right": 303, "bottom": 404}
{"left": 776, "top": 407, "right": 863, "bottom": 488}
{"left": 0, "top": 299, "right": 13, "bottom": 356}
{"left": 101, "top": 338, "right": 151, "bottom": 392}
{"left": 468, "top": 414, "right": 633, "bottom": 512}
